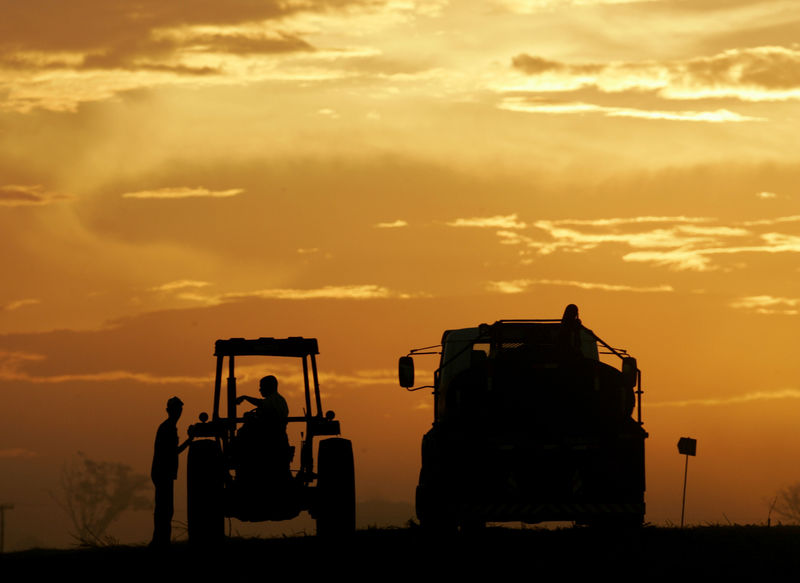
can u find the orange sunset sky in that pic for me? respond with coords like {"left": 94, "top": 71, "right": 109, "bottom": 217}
{"left": 3, "top": 0, "right": 800, "bottom": 548}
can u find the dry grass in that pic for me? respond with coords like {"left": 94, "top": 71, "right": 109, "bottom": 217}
{"left": 5, "top": 524, "right": 800, "bottom": 578}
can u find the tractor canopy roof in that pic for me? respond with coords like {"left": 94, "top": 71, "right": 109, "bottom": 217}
{"left": 214, "top": 337, "right": 319, "bottom": 358}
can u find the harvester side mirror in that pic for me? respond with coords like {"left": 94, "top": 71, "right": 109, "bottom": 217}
{"left": 399, "top": 356, "right": 415, "bottom": 388}
{"left": 622, "top": 357, "right": 638, "bottom": 389}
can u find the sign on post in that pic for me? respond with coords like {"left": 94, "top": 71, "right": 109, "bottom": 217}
{"left": 678, "top": 437, "right": 697, "bottom": 457}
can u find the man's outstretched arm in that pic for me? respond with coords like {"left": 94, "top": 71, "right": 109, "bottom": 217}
{"left": 178, "top": 434, "right": 193, "bottom": 454}
{"left": 236, "top": 395, "right": 262, "bottom": 407}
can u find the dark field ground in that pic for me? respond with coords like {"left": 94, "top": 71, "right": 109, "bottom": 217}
{"left": 6, "top": 525, "right": 800, "bottom": 580}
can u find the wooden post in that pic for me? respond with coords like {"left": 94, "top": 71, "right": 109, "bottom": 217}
{"left": 677, "top": 437, "right": 697, "bottom": 528}
{"left": 681, "top": 454, "right": 689, "bottom": 528}
{"left": 0, "top": 504, "right": 13, "bottom": 553}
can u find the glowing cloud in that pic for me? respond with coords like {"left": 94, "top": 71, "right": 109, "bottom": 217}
{"left": 742, "top": 216, "right": 800, "bottom": 226}
{"left": 532, "top": 220, "right": 735, "bottom": 251}
{"left": 229, "top": 285, "right": 394, "bottom": 300}
{"left": 544, "top": 217, "right": 710, "bottom": 227}
{"left": 149, "top": 280, "right": 211, "bottom": 292}
{"left": 121, "top": 187, "right": 243, "bottom": 199}
{"left": 2, "top": 298, "right": 41, "bottom": 311}
{"left": 318, "top": 369, "right": 399, "bottom": 387}
{"left": 498, "top": 98, "right": 762, "bottom": 123}
{"left": 375, "top": 220, "right": 408, "bottom": 228}
{"left": 650, "top": 389, "right": 800, "bottom": 408}
{"left": 730, "top": 295, "right": 800, "bottom": 315}
{"left": 497, "top": 0, "right": 655, "bottom": 11}
{"left": 621, "top": 249, "right": 715, "bottom": 271}
{"left": 222, "top": 363, "right": 404, "bottom": 394}
{"left": 447, "top": 214, "right": 527, "bottom": 229}
{"left": 488, "top": 279, "right": 673, "bottom": 293}
{"left": 176, "top": 284, "right": 406, "bottom": 306}
{"left": 624, "top": 234, "right": 800, "bottom": 270}
{"left": 487, "top": 280, "right": 531, "bottom": 294}
{"left": 0, "top": 351, "right": 210, "bottom": 385}
{"left": 508, "top": 47, "right": 800, "bottom": 103}
{"left": 0, "top": 184, "right": 70, "bottom": 206}
{"left": 485, "top": 215, "right": 800, "bottom": 271}
{"left": 0, "top": 1, "right": 446, "bottom": 112}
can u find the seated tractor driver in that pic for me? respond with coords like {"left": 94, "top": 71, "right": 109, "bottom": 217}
{"left": 234, "top": 375, "right": 291, "bottom": 485}
{"left": 236, "top": 375, "right": 289, "bottom": 432}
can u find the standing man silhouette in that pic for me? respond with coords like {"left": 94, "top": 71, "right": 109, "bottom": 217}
{"left": 150, "top": 396, "right": 192, "bottom": 547}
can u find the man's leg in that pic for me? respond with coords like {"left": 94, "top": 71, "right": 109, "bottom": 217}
{"left": 151, "top": 479, "right": 174, "bottom": 546}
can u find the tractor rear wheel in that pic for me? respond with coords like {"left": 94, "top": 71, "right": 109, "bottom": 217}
{"left": 187, "top": 439, "right": 224, "bottom": 545}
{"left": 315, "top": 438, "right": 356, "bottom": 536}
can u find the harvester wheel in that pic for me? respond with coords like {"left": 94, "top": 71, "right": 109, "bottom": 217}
{"left": 586, "top": 511, "right": 644, "bottom": 529}
{"left": 416, "top": 482, "right": 457, "bottom": 533}
{"left": 315, "top": 438, "right": 356, "bottom": 536}
{"left": 187, "top": 439, "right": 224, "bottom": 545}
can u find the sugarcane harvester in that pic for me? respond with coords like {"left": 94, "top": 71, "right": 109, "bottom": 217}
{"left": 399, "top": 305, "right": 647, "bottom": 528}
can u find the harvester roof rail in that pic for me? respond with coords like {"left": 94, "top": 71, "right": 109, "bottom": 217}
{"left": 483, "top": 319, "right": 633, "bottom": 363}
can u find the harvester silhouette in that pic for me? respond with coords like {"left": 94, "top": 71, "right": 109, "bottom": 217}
{"left": 400, "top": 305, "right": 647, "bottom": 529}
